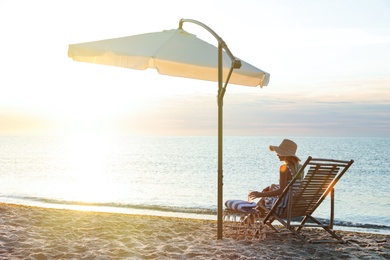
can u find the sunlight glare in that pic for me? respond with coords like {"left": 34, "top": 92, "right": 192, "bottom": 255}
{"left": 62, "top": 135, "right": 121, "bottom": 203}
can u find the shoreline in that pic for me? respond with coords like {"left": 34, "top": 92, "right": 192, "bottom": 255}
{"left": 2, "top": 199, "right": 389, "bottom": 235}
{"left": 1, "top": 203, "right": 389, "bottom": 259}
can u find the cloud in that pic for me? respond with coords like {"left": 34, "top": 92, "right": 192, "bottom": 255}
{"left": 0, "top": 111, "right": 56, "bottom": 135}
{"left": 108, "top": 90, "right": 390, "bottom": 137}
{"left": 221, "top": 95, "right": 390, "bottom": 136}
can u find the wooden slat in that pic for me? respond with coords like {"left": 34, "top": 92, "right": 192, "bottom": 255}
{"left": 305, "top": 173, "right": 337, "bottom": 176}
{"left": 308, "top": 167, "right": 340, "bottom": 171}
{"left": 305, "top": 173, "right": 337, "bottom": 177}
{"left": 298, "top": 186, "right": 331, "bottom": 189}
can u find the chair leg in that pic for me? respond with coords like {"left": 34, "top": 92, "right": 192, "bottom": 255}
{"left": 330, "top": 189, "right": 334, "bottom": 229}
{"left": 300, "top": 215, "right": 344, "bottom": 243}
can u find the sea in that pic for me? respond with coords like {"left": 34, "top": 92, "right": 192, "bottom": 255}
{"left": 0, "top": 135, "right": 389, "bottom": 235}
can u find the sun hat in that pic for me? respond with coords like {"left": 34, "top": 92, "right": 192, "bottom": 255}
{"left": 269, "top": 139, "right": 300, "bottom": 160}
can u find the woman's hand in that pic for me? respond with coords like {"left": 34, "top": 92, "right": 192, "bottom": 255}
{"left": 248, "top": 191, "right": 261, "bottom": 200}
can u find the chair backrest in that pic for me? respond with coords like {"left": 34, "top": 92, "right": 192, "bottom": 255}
{"left": 267, "top": 156, "right": 354, "bottom": 219}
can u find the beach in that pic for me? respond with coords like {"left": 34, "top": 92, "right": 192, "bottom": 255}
{"left": 0, "top": 203, "right": 389, "bottom": 259}
{"left": 1, "top": 136, "right": 389, "bottom": 234}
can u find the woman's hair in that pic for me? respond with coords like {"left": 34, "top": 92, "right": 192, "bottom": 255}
{"left": 285, "top": 156, "right": 299, "bottom": 175}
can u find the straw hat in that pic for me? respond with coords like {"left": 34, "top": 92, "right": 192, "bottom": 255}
{"left": 269, "top": 139, "right": 300, "bottom": 160}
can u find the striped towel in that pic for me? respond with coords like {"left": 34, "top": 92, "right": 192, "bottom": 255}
{"left": 225, "top": 200, "right": 257, "bottom": 212}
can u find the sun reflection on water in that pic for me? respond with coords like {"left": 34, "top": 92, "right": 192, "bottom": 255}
{"left": 61, "top": 134, "right": 121, "bottom": 204}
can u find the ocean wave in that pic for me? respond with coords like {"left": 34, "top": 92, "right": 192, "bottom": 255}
{"left": 1, "top": 195, "right": 216, "bottom": 215}
{"left": 2, "top": 195, "right": 389, "bottom": 233}
{"left": 291, "top": 217, "right": 390, "bottom": 233}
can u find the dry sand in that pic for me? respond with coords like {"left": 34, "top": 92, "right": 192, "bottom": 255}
{"left": 0, "top": 203, "right": 389, "bottom": 259}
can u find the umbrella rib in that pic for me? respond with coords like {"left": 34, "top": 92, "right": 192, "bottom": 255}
{"left": 150, "top": 30, "right": 182, "bottom": 69}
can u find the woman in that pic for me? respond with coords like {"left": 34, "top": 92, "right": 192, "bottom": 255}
{"left": 249, "top": 139, "right": 303, "bottom": 214}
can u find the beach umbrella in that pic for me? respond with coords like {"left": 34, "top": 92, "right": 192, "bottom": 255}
{"left": 68, "top": 18, "right": 270, "bottom": 239}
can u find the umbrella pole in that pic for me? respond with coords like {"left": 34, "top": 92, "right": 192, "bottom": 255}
{"left": 217, "top": 42, "right": 223, "bottom": 240}
{"left": 179, "top": 19, "right": 242, "bottom": 240}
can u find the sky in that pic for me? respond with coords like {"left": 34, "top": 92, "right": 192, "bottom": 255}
{"left": 0, "top": 0, "right": 389, "bottom": 137}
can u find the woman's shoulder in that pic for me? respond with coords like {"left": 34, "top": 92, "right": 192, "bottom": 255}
{"left": 280, "top": 163, "right": 293, "bottom": 174}
{"left": 279, "top": 164, "right": 289, "bottom": 172}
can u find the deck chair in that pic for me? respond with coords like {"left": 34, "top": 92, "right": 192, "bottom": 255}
{"left": 260, "top": 156, "right": 354, "bottom": 243}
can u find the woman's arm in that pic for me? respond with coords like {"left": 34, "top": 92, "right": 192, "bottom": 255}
{"left": 249, "top": 165, "right": 290, "bottom": 198}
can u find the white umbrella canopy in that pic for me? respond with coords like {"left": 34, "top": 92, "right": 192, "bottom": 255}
{"left": 68, "top": 19, "right": 269, "bottom": 240}
{"left": 68, "top": 29, "right": 270, "bottom": 87}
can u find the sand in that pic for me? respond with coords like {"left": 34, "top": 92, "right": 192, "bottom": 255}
{"left": 0, "top": 203, "right": 389, "bottom": 259}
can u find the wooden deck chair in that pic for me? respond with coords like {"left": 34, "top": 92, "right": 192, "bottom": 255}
{"left": 261, "top": 156, "right": 354, "bottom": 243}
